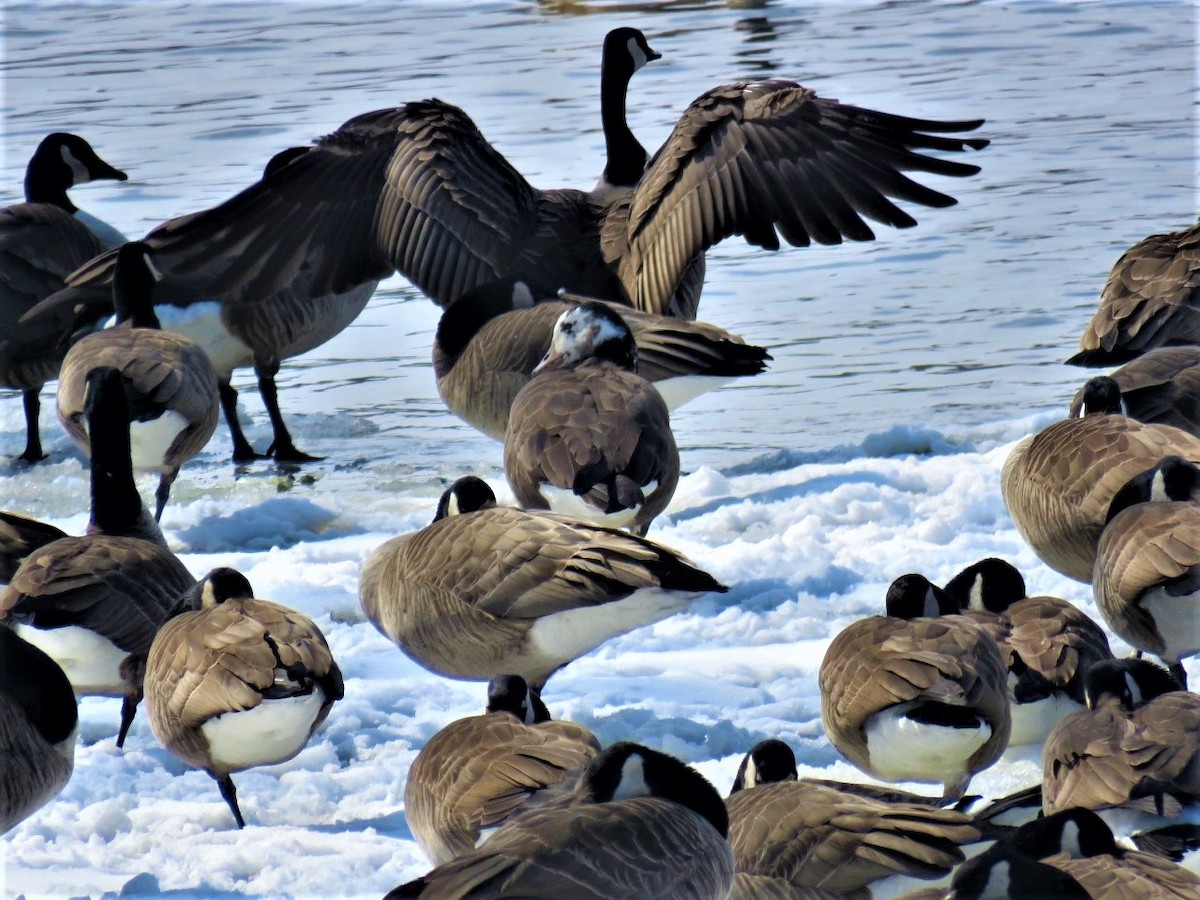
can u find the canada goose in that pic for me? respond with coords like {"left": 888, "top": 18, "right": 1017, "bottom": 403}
{"left": 941, "top": 558, "right": 1115, "bottom": 746}
{"left": 388, "top": 741, "right": 735, "bottom": 899}
{"left": 359, "top": 475, "right": 725, "bottom": 689}
{"left": 433, "top": 277, "right": 771, "bottom": 441}
{"left": 404, "top": 674, "right": 601, "bottom": 865}
{"left": 1069, "top": 348, "right": 1200, "bottom": 437}
{"left": 0, "top": 626, "right": 77, "bottom": 833}
{"left": 1001, "top": 377, "right": 1200, "bottom": 582}
{"left": 56, "top": 242, "right": 220, "bottom": 521}
{"left": 504, "top": 301, "right": 679, "bottom": 534}
{"left": 0, "top": 367, "right": 193, "bottom": 746}
{"left": 1094, "top": 455, "right": 1200, "bottom": 687}
{"left": 0, "top": 132, "right": 127, "bottom": 462}
{"left": 819, "top": 607, "right": 1011, "bottom": 802}
{"left": 725, "top": 740, "right": 979, "bottom": 898}
{"left": 0, "top": 512, "right": 67, "bottom": 582}
{"left": 1069, "top": 221, "right": 1200, "bottom": 368}
{"left": 144, "top": 567, "right": 344, "bottom": 829}
{"left": 1042, "top": 658, "right": 1199, "bottom": 817}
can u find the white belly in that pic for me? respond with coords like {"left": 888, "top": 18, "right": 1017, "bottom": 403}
{"left": 539, "top": 480, "right": 659, "bottom": 530}
{"left": 154, "top": 301, "right": 253, "bottom": 378}
{"left": 201, "top": 688, "right": 325, "bottom": 772}
{"left": 652, "top": 375, "right": 732, "bottom": 412}
{"left": 1008, "top": 693, "right": 1083, "bottom": 746}
{"left": 1141, "top": 588, "right": 1200, "bottom": 663}
{"left": 864, "top": 702, "right": 991, "bottom": 785}
{"left": 14, "top": 623, "right": 127, "bottom": 695}
{"left": 129, "top": 410, "right": 190, "bottom": 471}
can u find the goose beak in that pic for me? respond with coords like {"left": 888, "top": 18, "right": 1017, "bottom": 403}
{"left": 533, "top": 349, "right": 566, "bottom": 375}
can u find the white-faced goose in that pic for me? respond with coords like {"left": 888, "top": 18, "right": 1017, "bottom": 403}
{"left": 0, "top": 627, "right": 77, "bottom": 833}
{"left": 28, "top": 26, "right": 987, "bottom": 399}
{"left": 145, "top": 567, "right": 344, "bottom": 829}
{"left": 0, "top": 133, "right": 127, "bottom": 462}
{"left": 1069, "top": 348, "right": 1200, "bottom": 437}
{"left": 1001, "top": 376, "right": 1200, "bottom": 582}
{"left": 56, "top": 242, "right": 220, "bottom": 520}
{"left": 819, "top": 590, "right": 1011, "bottom": 802}
{"left": 404, "top": 674, "right": 601, "bottom": 865}
{"left": 724, "top": 739, "right": 980, "bottom": 899}
{"left": 359, "top": 476, "right": 726, "bottom": 690}
{"left": 1094, "top": 455, "right": 1200, "bottom": 687}
{"left": 0, "top": 366, "right": 194, "bottom": 746}
{"left": 387, "top": 741, "right": 735, "bottom": 900}
{"left": 433, "top": 277, "right": 771, "bottom": 442}
{"left": 504, "top": 301, "right": 679, "bottom": 535}
{"left": 940, "top": 558, "right": 1115, "bottom": 746}
{"left": 1042, "top": 658, "right": 1199, "bottom": 819}
{"left": 1069, "top": 221, "right": 1200, "bottom": 368}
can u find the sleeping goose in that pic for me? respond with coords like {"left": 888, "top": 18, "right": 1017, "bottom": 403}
{"left": 0, "top": 627, "right": 77, "bottom": 833}
{"left": 28, "top": 26, "right": 988, "bottom": 398}
{"left": 1069, "top": 348, "right": 1200, "bottom": 437}
{"left": 1001, "top": 376, "right": 1200, "bottom": 582}
{"left": 1069, "top": 221, "right": 1200, "bottom": 367}
{"left": 504, "top": 301, "right": 679, "bottom": 534}
{"left": 144, "top": 567, "right": 344, "bottom": 829}
{"left": 0, "top": 132, "right": 127, "bottom": 462}
{"left": 358, "top": 476, "right": 726, "bottom": 690}
{"left": 1094, "top": 455, "right": 1200, "bottom": 687}
{"left": 56, "top": 241, "right": 220, "bottom": 520}
{"left": 724, "top": 739, "right": 980, "bottom": 899}
{"left": 0, "top": 366, "right": 194, "bottom": 746}
{"left": 388, "top": 741, "right": 735, "bottom": 899}
{"left": 819, "top": 589, "right": 1011, "bottom": 802}
{"left": 433, "top": 277, "right": 770, "bottom": 441}
{"left": 404, "top": 674, "right": 601, "bottom": 865}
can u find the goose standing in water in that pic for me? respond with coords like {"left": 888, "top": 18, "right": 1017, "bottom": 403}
{"left": 145, "top": 567, "right": 344, "bottom": 829}
{"left": 504, "top": 301, "right": 679, "bottom": 534}
{"left": 0, "top": 132, "right": 127, "bottom": 462}
{"left": 0, "top": 366, "right": 194, "bottom": 747}
{"left": 359, "top": 476, "right": 726, "bottom": 690}
{"left": 0, "top": 627, "right": 78, "bottom": 832}
{"left": 56, "top": 241, "right": 220, "bottom": 520}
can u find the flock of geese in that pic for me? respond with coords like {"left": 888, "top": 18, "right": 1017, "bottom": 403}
{"left": 1, "top": 20, "right": 1199, "bottom": 900}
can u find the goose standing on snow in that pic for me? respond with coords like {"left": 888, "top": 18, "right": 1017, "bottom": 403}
{"left": 433, "top": 277, "right": 771, "bottom": 442}
{"left": 1093, "top": 455, "right": 1200, "bottom": 688}
{"left": 388, "top": 741, "right": 735, "bottom": 900}
{"left": 0, "top": 627, "right": 78, "bottom": 833}
{"left": 504, "top": 301, "right": 679, "bottom": 535}
{"left": 56, "top": 242, "right": 220, "bottom": 521}
{"left": 404, "top": 674, "right": 601, "bottom": 865}
{"left": 359, "top": 476, "right": 726, "bottom": 690}
{"left": 0, "top": 132, "right": 127, "bottom": 462}
{"left": 1001, "top": 376, "right": 1200, "bottom": 582}
{"left": 145, "top": 567, "right": 344, "bottom": 829}
{"left": 1069, "top": 221, "right": 1200, "bottom": 367}
{"left": 0, "top": 366, "right": 195, "bottom": 747}
{"left": 819, "top": 587, "right": 1011, "bottom": 802}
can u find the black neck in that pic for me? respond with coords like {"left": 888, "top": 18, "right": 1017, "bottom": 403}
{"left": 24, "top": 154, "right": 74, "bottom": 211}
{"left": 600, "top": 48, "right": 647, "bottom": 188}
{"left": 434, "top": 282, "right": 523, "bottom": 376}
{"left": 87, "top": 377, "right": 150, "bottom": 535}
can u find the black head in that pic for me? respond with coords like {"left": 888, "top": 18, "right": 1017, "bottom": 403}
{"left": 112, "top": 241, "right": 163, "bottom": 328}
{"left": 172, "top": 567, "right": 255, "bottom": 616}
{"left": 943, "top": 558, "right": 1027, "bottom": 614}
{"left": 1076, "top": 376, "right": 1125, "bottom": 417}
{"left": 885, "top": 573, "right": 955, "bottom": 618}
{"left": 433, "top": 476, "right": 497, "bottom": 523}
{"left": 1003, "top": 807, "right": 1117, "bottom": 860}
{"left": 1105, "top": 455, "right": 1200, "bottom": 524}
{"left": 949, "top": 846, "right": 1090, "bottom": 899}
{"left": 1083, "top": 658, "right": 1181, "bottom": 711}
{"left": 485, "top": 675, "right": 551, "bottom": 724}
{"left": 25, "top": 132, "right": 127, "bottom": 206}
{"left": 0, "top": 626, "right": 78, "bottom": 746}
{"left": 433, "top": 277, "right": 550, "bottom": 371}
{"left": 602, "top": 28, "right": 661, "bottom": 78}
{"left": 580, "top": 741, "right": 729, "bottom": 838}
{"left": 535, "top": 301, "right": 638, "bottom": 374}
{"left": 83, "top": 365, "right": 132, "bottom": 425}
{"left": 729, "top": 739, "right": 798, "bottom": 794}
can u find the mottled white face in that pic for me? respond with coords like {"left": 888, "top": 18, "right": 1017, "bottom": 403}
{"left": 60, "top": 144, "right": 91, "bottom": 185}
{"left": 611, "top": 752, "right": 651, "bottom": 800}
{"left": 536, "top": 306, "right": 625, "bottom": 372}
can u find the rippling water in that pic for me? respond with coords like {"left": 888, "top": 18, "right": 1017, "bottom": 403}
{"left": 3, "top": 0, "right": 1195, "bottom": 479}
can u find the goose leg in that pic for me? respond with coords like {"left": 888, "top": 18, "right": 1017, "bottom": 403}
{"left": 216, "top": 774, "right": 246, "bottom": 829}
{"left": 255, "top": 357, "right": 322, "bottom": 463}
{"left": 18, "top": 389, "right": 45, "bottom": 462}
{"left": 218, "top": 380, "right": 264, "bottom": 462}
{"left": 116, "top": 693, "right": 138, "bottom": 748}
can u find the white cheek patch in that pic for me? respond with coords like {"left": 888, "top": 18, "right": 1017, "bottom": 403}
{"left": 60, "top": 145, "right": 92, "bottom": 185}
{"left": 968, "top": 573, "right": 985, "bottom": 611}
{"left": 1125, "top": 671, "right": 1143, "bottom": 707}
{"left": 1150, "top": 470, "right": 1169, "bottom": 502}
{"left": 627, "top": 37, "right": 648, "bottom": 71}
{"left": 612, "top": 754, "right": 650, "bottom": 800}
{"left": 742, "top": 755, "right": 759, "bottom": 789}
{"left": 446, "top": 492, "right": 461, "bottom": 518}
{"left": 510, "top": 280, "right": 535, "bottom": 310}
{"left": 922, "top": 587, "right": 939, "bottom": 617}
{"left": 142, "top": 251, "right": 163, "bottom": 282}
{"left": 1060, "top": 819, "right": 1082, "bottom": 857}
